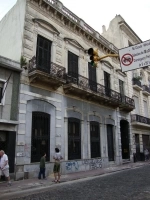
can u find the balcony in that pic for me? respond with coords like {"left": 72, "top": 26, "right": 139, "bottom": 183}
{"left": 131, "top": 114, "right": 150, "bottom": 128}
{"left": 142, "top": 85, "right": 150, "bottom": 96}
{"left": 63, "top": 73, "right": 135, "bottom": 111}
{"left": 132, "top": 79, "right": 142, "bottom": 91}
{"left": 28, "top": 56, "right": 66, "bottom": 89}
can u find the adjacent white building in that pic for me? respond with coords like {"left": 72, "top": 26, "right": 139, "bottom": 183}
{"left": 102, "top": 14, "right": 150, "bottom": 161}
{"left": 0, "top": 1, "right": 135, "bottom": 180}
{"left": 0, "top": 56, "right": 21, "bottom": 174}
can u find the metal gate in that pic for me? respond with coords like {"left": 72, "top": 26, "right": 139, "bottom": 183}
{"left": 107, "top": 124, "right": 114, "bottom": 161}
{"left": 120, "top": 120, "right": 130, "bottom": 159}
{"left": 90, "top": 121, "right": 100, "bottom": 158}
{"left": 68, "top": 118, "right": 81, "bottom": 160}
{"left": 31, "top": 112, "right": 50, "bottom": 163}
{"left": 135, "top": 134, "right": 140, "bottom": 161}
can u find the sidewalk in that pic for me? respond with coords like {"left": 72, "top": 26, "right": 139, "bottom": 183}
{"left": 0, "top": 161, "right": 149, "bottom": 196}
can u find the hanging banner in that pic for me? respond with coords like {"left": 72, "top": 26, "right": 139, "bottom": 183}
{"left": 119, "top": 39, "right": 150, "bottom": 72}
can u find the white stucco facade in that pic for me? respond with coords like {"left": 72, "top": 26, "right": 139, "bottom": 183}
{"left": 0, "top": 1, "right": 135, "bottom": 180}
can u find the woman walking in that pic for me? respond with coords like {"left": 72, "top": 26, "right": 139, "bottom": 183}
{"left": 53, "top": 148, "right": 63, "bottom": 183}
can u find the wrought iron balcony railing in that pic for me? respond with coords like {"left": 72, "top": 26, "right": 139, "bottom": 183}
{"left": 142, "top": 85, "right": 150, "bottom": 93}
{"left": 28, "top": 56, "right": 66, "bottom": 79}
{"left": 131, "top": 114, "right": 150, "bottom": 125}
{"left": 65, "top": 73, "right": 135, "bottom": 107}
{"left": 132, "top": 79, "right": 142, "bottom": 87}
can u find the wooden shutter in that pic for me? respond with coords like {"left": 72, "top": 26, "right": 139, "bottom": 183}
{"left": 36, "top": 35, "right": 52, "bottom": 73}
{"left": 68, "top": 51, "right": 78, "bottom": 78}
{"left": 88, "top": 63, "right": 97, "bottom": 91}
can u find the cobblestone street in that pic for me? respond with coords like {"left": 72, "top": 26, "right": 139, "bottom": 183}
{"left": 9, "top": 165, "right": 150, "bottom": 200}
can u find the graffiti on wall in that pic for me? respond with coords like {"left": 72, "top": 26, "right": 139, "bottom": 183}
{"left": 66, "top": 161, "right": 79, "bottom": 171}
{"left": 65, "top": 158, "right": 102, "bottom": 172}
{"left": 82, "top": 158, "right": 102, "bottom": 170}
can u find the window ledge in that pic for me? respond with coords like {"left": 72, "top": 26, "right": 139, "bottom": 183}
{"left": 0, "top": 119, "right": 19, "bottom": 125}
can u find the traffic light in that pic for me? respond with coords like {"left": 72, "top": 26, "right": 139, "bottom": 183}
{"left": 88, "top": 47, "right": 119, "bottom": 67}
{"left": 88, "top": 48, "right": 99, "bottom": 67}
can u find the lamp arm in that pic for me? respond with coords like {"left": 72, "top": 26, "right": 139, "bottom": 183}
{"left": 98, "top": 54, "right": 118, "bottom": 61}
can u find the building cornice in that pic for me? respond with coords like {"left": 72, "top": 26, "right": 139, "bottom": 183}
{"left": 30, "top": 0, "right": 119, "bottom": 57}
{"left": 119, "top": 21, "right": 142, "bottom": 44}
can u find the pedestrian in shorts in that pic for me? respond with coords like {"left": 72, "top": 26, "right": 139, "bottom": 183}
{"left": 53, "top": 148, "right": 63, "bottom": 183}
{"left": 0, "top": 150, "right": 11, "bottom": 186}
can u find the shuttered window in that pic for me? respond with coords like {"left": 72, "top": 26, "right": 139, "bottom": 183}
{"left": 88, "top": 63, "right": 97, "bottom": 91}
{"left": 144, "top": 101, "right": 148, "bottom": 117}
{"left": 134, "top": 96, "right": 140, "bottom": 114}
{"left": 104, "top": 71, "right": 111, "bottom": 96}
{"left": 68, "top": 51, "right": 78, "bottom": 79}
{"left": 36, "top": 35, "right": 52, "bottom": 73}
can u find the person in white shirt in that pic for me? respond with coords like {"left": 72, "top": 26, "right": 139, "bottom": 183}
{"left": 0, "top": 150, "right": 11, "bottom": 186}
{"left": 53, "top": 148, "right": 63, "bottom": 183}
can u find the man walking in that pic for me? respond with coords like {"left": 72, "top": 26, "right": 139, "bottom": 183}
{"left": 0, "top": 150, "right": 11, "bottom": 186}
{"left": 38, "top": 152, "right": 46, "bottom": 179}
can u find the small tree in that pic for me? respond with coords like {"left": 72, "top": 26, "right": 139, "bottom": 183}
{"left": 20, "top": 56, "right": 27, "bottom": 68}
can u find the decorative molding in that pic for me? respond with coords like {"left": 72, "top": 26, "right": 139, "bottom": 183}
{"left": 116, "top": 69, "right": 127, "bottom": 77}
{"left": 32, "top": 18, "right": 60, "bottom": 35}
{"left": 64, "top": 37, "right": 85, "bottom": 50}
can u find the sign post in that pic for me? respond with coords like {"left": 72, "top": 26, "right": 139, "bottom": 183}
{"left": 119, "top": 39, "right": 150, "bottom": 72}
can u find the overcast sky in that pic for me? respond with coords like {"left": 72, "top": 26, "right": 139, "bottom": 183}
{"left": 0, "top": 0, "right": 149, "bottom": 41}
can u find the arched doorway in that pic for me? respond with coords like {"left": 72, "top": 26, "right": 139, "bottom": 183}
{"left": 120, "top": 120, "right": 130, "bottom": 159}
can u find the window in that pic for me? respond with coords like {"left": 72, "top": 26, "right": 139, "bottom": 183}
{"left": 144, "top": 101, "right": 148, "bottom": 117}
{"left": 0, "top": 81, "right": 5, "bottom": 104}
{"left": 90, "top": 122, "right": 101, "bottom": 158}
{"left": 31, "top": 112, "right": 50, "bottom": 163}
{"left": 36, "top": 35, "right": 52, "bottom": 73}
{"left": 68, "top": 51, "right": 78, "bottom": 79}
{"left": 119, "top": 79, "right": 125, "bottom": 102}
{"left": 68, "top": 118, "right": 81, "bottom": 160}
{"left": 134, "top": 96, "right": 140, "bottom": 114}
{"left": 104, "top": 71, "right": 111, "bottom": 96}
{"left": 119, "top": 80, "right": 124, "bottom": 95}
{"left": 88, "top": 63, "right": 97, "bottom": 92}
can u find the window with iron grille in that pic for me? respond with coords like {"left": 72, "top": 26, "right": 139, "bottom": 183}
{"left": 36, "top": 35, "right": 52, "bottom": 73}
{"left": 0, "top": 82, "right": 4, "bottom": 104}
{"left": 90, "top": 121, "right": 101, "bottom": 158}
{"left": 31, "top": 112, "right": 50, "bottom": 163}
{"left": 68, "top": 118, "right": 81, "bottom": 160}
{"left": 68, "top": 51, "right": 78, "bottom": 79}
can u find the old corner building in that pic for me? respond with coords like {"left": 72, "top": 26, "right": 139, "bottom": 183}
{"left": 0, "top": 1, "right": 136, "bottom": 180}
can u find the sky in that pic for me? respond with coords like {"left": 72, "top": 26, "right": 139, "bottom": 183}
{"left": 0, "top": 0, "right": 149, "bottom": 41}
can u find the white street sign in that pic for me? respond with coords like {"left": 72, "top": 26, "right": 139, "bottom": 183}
{"left": 119, "top": 39, "right": 150, "bottom": 72}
